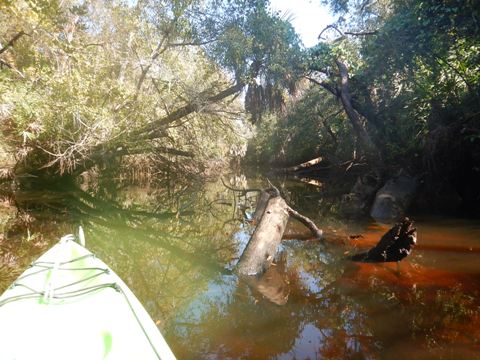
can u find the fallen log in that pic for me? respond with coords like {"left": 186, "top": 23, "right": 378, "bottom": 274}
{"left": 236, "top": 195, "right": 290, "bottom": 275}
{"left": 294, "top": 177, "right": 323, "bottom": 188}
{"left": 252, "top": 189, "right": 276, "bottom": 223}
{"left": 283, "top": 156, "right": 324, "bottom": 172}
{"left": 236, "top": 187, "right": 322, "bottom": 276}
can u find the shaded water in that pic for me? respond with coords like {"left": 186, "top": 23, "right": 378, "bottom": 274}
{"left": 1, "top": 175, "right": 479, "bottom": 359}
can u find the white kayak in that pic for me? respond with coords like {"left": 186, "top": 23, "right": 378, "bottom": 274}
{"left": 0, "top": 232, "right": 176, "bottom": 360}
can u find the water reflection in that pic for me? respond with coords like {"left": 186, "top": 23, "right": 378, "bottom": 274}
{"left": 0, "top": 176, "right": 479, "bottom": 359}
{"left": 243, "top": 256, "right": 290, "bottom": 306}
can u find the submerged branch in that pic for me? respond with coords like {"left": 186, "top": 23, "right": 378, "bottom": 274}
{"left": 286, "top": 206, "right": 323, "bottom": 239}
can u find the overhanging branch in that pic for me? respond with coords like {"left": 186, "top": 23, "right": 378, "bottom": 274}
{"left": 134, "top": 81, "right": 245, "bottom": 140}
{"left": 306, "top": 76, "right": 339, "bottom": 97}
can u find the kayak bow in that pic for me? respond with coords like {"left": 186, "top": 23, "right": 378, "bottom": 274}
{"left": 0, "top": 233, "right": 176, "bottom": 360}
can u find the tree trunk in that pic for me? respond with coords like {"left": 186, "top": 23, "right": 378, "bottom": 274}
{"left": 335, "top": 59, "right": 382, "bottom": 166}
{"left": 132, "top": 81, "right": 244, "bottom": 141}
{"left": 236, "top": 188, "right": 323, "bottom": 276}
{"left": 236, "top": 196, "right": 290, "bottom": 276}
{"left": 308, "top": 62, "right": 382, "bottom": 167}
{"left": 252, "top": 190, "right": 271, "bottom": 223}
{"left": 35, "top": 82, "right": 246, "bottom": 178}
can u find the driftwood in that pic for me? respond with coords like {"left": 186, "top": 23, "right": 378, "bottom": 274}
{"left": 230, "top": 182, "right": 418, "bottom": 276}
{"left": 236, "top": 188, "right": 323, "bottom": 276}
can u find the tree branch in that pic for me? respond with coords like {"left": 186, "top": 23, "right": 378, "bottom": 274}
{"left": 335, "top": 59, "right": 382, "bottom": 165}
{"left": 306, "top": 76, "right": 339, "bottom": 97}
{"left": 0, "top": 58, "right": 25, "bottom": 78}
{"left": 318, "top": 25, "right": 344, "bottom": 40}
{"left": 134, "top": 15, "right": 181, "bottom": 98}
{"left": 134, "top": 81, "right": 245, "bottom": 140}
{"left": 283, "top": 156, "right": 324, "bottom": 172}
{"left": 0, "top": 31, "right": 26, "bottom": 55}
{"left": 318, "top": 25, "right": 377, "bottom": 40}
{"left": 344, "top": 30, "right": 378, "bottom": 36}
{"left": 286, "top": 205, "right": 323, "bottom": 239}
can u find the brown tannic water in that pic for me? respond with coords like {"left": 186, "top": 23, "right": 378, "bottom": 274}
{"left": 1, "top": 174, "right": 479, "bottom": 359}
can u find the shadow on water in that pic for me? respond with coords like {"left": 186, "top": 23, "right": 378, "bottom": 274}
{"left": 1, "top": 174, "right": 480, "bottom": 359}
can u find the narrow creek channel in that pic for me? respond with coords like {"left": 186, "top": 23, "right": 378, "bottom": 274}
{"left": 1, "top": 173, "right": 479, "bottom": 359}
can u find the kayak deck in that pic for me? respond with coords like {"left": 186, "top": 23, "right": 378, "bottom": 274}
{"left": 0, "top": 236, "right": 176, "bottom": 360}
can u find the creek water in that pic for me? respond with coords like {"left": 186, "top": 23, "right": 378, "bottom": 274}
{"left": 0, "top": 174, "right": 479, "bottom": 359}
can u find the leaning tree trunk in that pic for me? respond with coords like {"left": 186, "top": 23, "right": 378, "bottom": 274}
{"left": 236, "top": 188, "right": 322, "bottom": 276}
{"left": 251, "top": 190, "right": 272, "bottom": 223}
{"left": 335, "top": 59, "right": 382, "bottom": 167}
{"left": 236, "top": 195, "right": 290, "bottom": 276}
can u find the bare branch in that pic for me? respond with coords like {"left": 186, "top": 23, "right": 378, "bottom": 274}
{"left": 0, "top": 59, "right": 25, "bottom": 78}
{"left": 0, "top": 31, "right": 26, "bottom": 55}
{"left": 318, "top": 25, "right": 377, "bottom": 40}
{"left": 155, "top": 146, "right": 193, "bottom": 157}
{"left": 286, "top": 205, "right": 323, "bottom": 239}
{"left": 318, "top": 25, "right": 344, "bottom": 40}
{"left": 344, "top": 30, "right": 378, "bottom": 36}
{"left": 0, "top": 58, "right": 12, "bottom": 69}
{"left": 134, "top": 15, "right": 181, "bottom": 98}
{"left": 283, "top": 156, "right": 324, "bottom": 172}
{"left": 84, "top": 43, "right": 106, "bottom": 48}
{"left": 137, "top": 81, "right": 244, "bottom": 139}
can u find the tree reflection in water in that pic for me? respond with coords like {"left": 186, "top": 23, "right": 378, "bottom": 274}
{"left": 0, "top": 176, "right": 479, "bottom": 359}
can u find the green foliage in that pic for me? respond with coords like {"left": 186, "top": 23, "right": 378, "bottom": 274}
{"left": 0, "top": 0, "right": 250, "bottom": 177}
{"left": 269, "top": 0, "right": 480, "bottom": 176}
{"left": 2, "top": 0, "right": 478, "bottom": 186}
{"left": 200, "top": 0, "right": 304, "bottom": 122}
{"left": 203, "top": 0, "right": 302, "bottom": 82}
{"left": 244, "top": 112, "right": 282, "bottom": 164}
{"left": 352, "top": 0, "right": 480, "bottom": 166}
{"left": 245, "top": 86, "right": 355, "bottom": 166}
